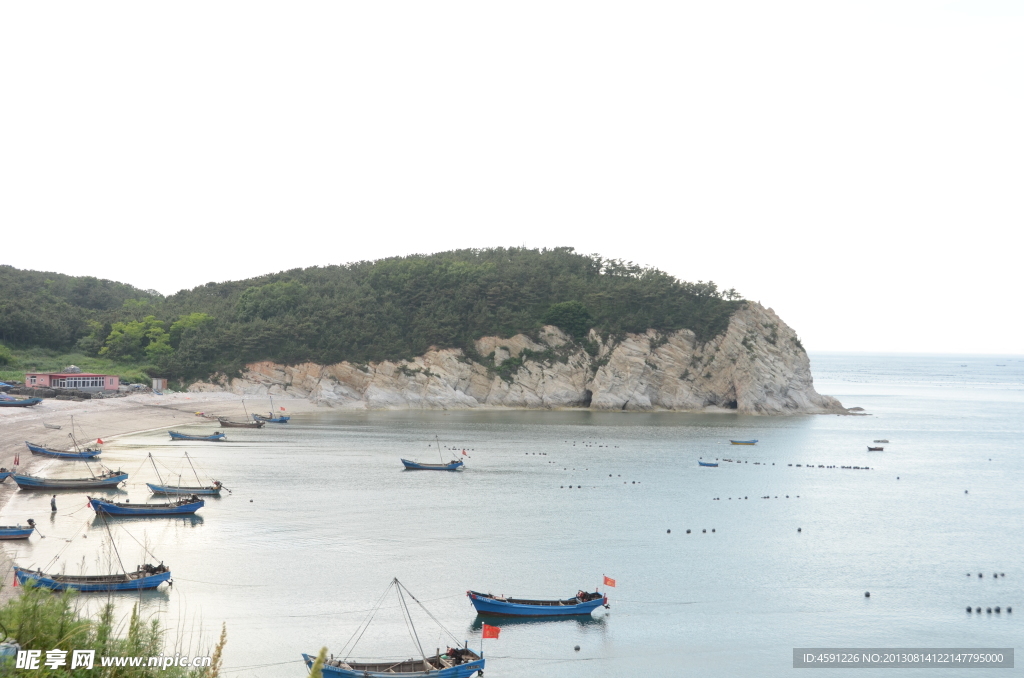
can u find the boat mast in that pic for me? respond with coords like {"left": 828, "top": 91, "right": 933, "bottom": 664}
{"left": 242, "top": 399, "right": 249, "bottom": 419}
{"left": 148, "top": 453, "right": 166, "bottom": 486}
{"left": 68, "top": 416, "right": 81, "bottom": 452}
{"left": 184, "top": 452, "right": 203, "bottom": 486}
{"left": 97, "top": 511, "right": 129, "bottom": 577}
{"left": 394, "top": 579, "right": 428, "bottom": 668}
{"left": 435, "top": 435, "right": 444, "bottom": 464}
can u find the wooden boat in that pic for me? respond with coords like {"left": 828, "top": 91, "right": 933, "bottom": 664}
{"left": 43, "top": 422, "right": 62, "bottom": 430}
{"left": 217, "top": 417, "right": 264, "bottom": 428}
{"left": 88, "top": 495, "right": 204, "bottom": 516}
{"left": 401, "top": 459, "right": 464, "bottom": 471}
{"left": 698, "top": 460, "right": 719, "bottom": 467}
{"left": 145, "top": 452, "right": 226, "bottom": 495}
{"left": 873, "top": 439, "right": 889, "bottom": 443}
{"left": 0, "top": 397, "right": 42, "bottom": 407}
{"left": 253, "top": 412, "right": 290, "bottom": 423}
{"left": 14, "top": 563, "right": 170, "bottom": 592}
{"left": 867, "top": 446, "right": 884, "bottom": 451}
{"left": 0, "top": 519, "right": 36, "bottom": 540}
{"left": 25, "top": 441, "right": 101, "bottom": 459}
{"left": 168, "top": 431, "right": 225, "bottom": 441}
{"left": 730, "top": 439, "right": 758, "bottom": 445}
{"left": 467, "top": 590, "right": 608, "bottom": 617}
{"left": 303, "top": 651, "right": 484, "bottom": 678}
{"left": 0, "top": 469, "right": 10, "bottom": 483}
{"left": 13, "top": 469, "right": 127, "bottom": 490}
{"left": 303, "top": 579, "right": 484, "bottom": 678}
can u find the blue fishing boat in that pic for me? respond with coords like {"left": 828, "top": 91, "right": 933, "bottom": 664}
{"left": 304, "top": 579, "right": 484, "bottom": 678}
{"left": 252, "top": 413, "right": 290, "bottom": 423}
{"left": 0, "top": 396, "right": 42, "bottom": 407}
{"left": 147, "top": 481, "right": 223, "bottom": 495}
{"left": 729, "top": 439, "right": 758, "bottom": 445}
{"left": 401, "top": 459, "right": 464, "bottom": 471}
{"left": 25, "top": 441, "right": 101, "bottom": 459}
{"left": 88, "top": 495, "right": 204, "bottom": 516}
{"left": 698, "top": 460, "right": 719, "bottom": 467}
{"left": 13, "top": 469, "right": 127, "bottom": 490}
{"left": 0, "top": 469, "right": 11, "bottom": 483}
{"left": 0, "top": 520, "right": 36, "bottom": 540}
{"left": 14, "top": 564, "right": 171, "bottom": 591}
{"left": 466, "top": 590, "right": 608, "bottom": 617}
{"left": 168, "top": 431, "right": 226, "bottom": 441}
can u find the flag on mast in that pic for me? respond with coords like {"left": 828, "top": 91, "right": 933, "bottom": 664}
{"left": 482, "top": 623, "right": 500, "bottom": 639}
{"left": 603, "top": 575, "right": 616, "bottom": 587}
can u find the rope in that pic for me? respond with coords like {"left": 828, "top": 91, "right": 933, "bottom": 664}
{"left": 340, "top": 580, "right": 395, "bottom": 659}
{"left": 396, "top": 582, "right": 426, "bottom": 662}
{"left": 398, "top": 580, "right": 462, "bottom": 646}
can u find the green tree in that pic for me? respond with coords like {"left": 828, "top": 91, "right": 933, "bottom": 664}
{"left": 100, "top": 315, "right": 171, "bottom": 362}
{"left": 542, "top": 301, "right": 593, "bottom": 338}
{"left": 169, "top": 313, "right": 215, "bottom": 348}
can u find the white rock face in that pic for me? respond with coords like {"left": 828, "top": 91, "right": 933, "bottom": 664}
{"left": 189, "top": 302, "right": 844, "bottom": 414}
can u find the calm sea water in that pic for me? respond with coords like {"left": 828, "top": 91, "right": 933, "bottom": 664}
{"left": 3, "top": 353, "right": 1021, "bottom": 677}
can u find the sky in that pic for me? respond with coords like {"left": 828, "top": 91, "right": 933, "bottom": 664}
{"left": 2, "top": 1, "right": 1021, "bottom": 354}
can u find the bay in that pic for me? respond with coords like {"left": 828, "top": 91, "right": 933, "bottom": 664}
{"left": 3, "top": 353, "right": 1021, "bottom": 676}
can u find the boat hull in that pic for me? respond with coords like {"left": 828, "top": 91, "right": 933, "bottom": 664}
{"left": 0, "top": 472, "right": 10, "bottom": 483}
{"left": 168, "top": 431, "right": 225, "bottom": 441}
{"left": 253, "top": 414, "right": 290, "bottom": 423}
{"left": 14, "top": 567, "right": 170, "bottom": 592}
{"left": 146, "top": 482, "right": 222, "bottom": 496}
{"left": 698, "top": 461, "right": 719, "bottom": 467}
{"left": 467, "top": 591, "right": 606, "bottom": 617}
{"left": 89, "top": 497, "right": 204, "bottom": 515}
{"left": 729, "top": 440, "right": 758, "bottom": 445}
{"left": 0, "top": 397, "right": 43, "bottom": 407}
{"left": 401, "top": 459, "right": 464, "bottom": 471}
{"left": 14, "top": 473, "right": 127, "bottom": 490}
{"left": 302, "top": 654, "right": 483, "bottom": 678}
{"left": 25, "top": 441, "right": 101, "bottom": 459}
{"left": 217, "top": 419, "right": 265, "bottom": 428}
{"left": 0, "top": 527, "right": 34, "bottom": 540}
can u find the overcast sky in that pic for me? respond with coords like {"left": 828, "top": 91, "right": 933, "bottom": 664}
{"left": 2, "top": 1, "right": 1021, "bottom": 354}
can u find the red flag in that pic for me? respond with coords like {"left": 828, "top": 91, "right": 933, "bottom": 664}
{"left": 482, "top": 623, "right": 500, "bottom": 639}
{"left": 462, "top": 450, "right": 467, "bottom": 456}
{"left": 280, "top": 407, "right": 286, "bottom": 411}
{"left": 603, "top": 576, "right": 616, "bottom": 588}
{"left": 12, "top": 574, "right": 19, "bottom": 587}
{"left": 13, "top": 454, "right": 19, "bottom": 466}
{"left": 96, "top": 439, "right": 104, "bottom": 444}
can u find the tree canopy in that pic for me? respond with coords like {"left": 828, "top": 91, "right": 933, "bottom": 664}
{"left": 0, "top": 248, "right": 744, "bottom": 380}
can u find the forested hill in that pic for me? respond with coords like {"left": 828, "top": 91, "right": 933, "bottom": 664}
{"left": 0, "top": 248, "right": 744, "bottom": 380}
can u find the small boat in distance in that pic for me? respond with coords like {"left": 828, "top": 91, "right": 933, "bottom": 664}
{"left": 145, "top": 452, "right": 227, "bottom": 496}
{"left": 0, "top": 519, "right": 36, "bottom": 540}
{"left": 0, "top": 396, "right": 42, "bottom": 407}
{"left": 14, "top": 563, "right": 170, "bottom": 591}
{"left": 867, "top": 446, "right": 884, "bottom": 451}
{"left": 253, "top": 395, "right": 290, "bottom": 423}
{"left": 168, "top": 431, "right": 226, "bottom": 442}
{"left": 88, "top": 495, "right": 204, "bottom": 516}
{"left": 218, "top": 418, "right": 264, "bottom": 428}
{"left": 402, "top": 435, "right": 465, "bottom": 471}
{"left": 873, "top": 439, "right": 889, "bottom": 443}
{"left": 25, "top": 441, "right": 101, "bottom": 459}
{"left": 467, "top": 589, "right": 608, "bottom": 617}
{"left": 13, "top": 468, "right": 127, "bottom": 490}
{"left": 698, "top": 460, "right": 719, "bottom": 467}
{"left": 730, "top": 439, "right": 758, "bottom": 445}
{"left": 401, "top": 458, "right": 464, "bottom": 471}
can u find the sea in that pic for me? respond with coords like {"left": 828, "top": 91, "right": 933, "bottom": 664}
{"left": 2, "top": 353, "right": 1021, "bottom": 677}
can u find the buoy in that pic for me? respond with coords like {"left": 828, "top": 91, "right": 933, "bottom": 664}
{"left": 995, "top": 606, "right": 1001, "bottom": 613}
{"left": 686, "top": 529, "right": 691, "bottom": 533}
{"left": 1008, "top": 607, "right": 1012, "bottom": 612}
{"left": 702, "top": 529, "right": 706, "bottom": 533}
{"left": 797, "top": 528, "right": 802, "bottom": 532}
{"left": 976, "top": 607, "right": 981, "bottom": 613}
{"left": 865, "top": 592, "right": 870, "bottom": 598}
{"left": 986, "top": 608, "right": 992, "bottom": 613}
{"left": 965, "top": 490, "right": 968, "bottom": 494}
{"left": 994, "top": 573, "right": 998, "bottom": 578}
{"left": 967, "top": 606, "right": 972, "bottom": 612}
{"left": 667, "top": 529, "right": 671, "bottom": 533}
{"left": 711, "top": 528, "right": 715, "bottom": 533}
{"left": 574, "top": 646, "right": 580, "bottom": 652}
{"left": 1001, "top": 573, "right": 1005, "bottom": 577}
{"left": 250, "top": 500, "right": 253, "bottom": 503}
{"left": 979, "top": 573, "right": 983, "bottom": 578}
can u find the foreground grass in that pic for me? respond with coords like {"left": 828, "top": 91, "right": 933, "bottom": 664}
{"left": 0, "top": 584, "right": 224, "bottom": 677}
{"left": 0, "top": 347, "right": 152, "bottom": 386}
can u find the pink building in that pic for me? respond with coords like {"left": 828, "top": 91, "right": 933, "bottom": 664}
{"left": 25, "top": 372, "right": 119, "bottom": 392}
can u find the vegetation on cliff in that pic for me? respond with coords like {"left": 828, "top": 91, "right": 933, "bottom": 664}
{"left": 0, "top": 248, "right": 743, "bottom": 382}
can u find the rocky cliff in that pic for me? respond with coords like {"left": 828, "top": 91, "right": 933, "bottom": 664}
{"left": 188, "top": 302, "right": 844, "bottom": 414}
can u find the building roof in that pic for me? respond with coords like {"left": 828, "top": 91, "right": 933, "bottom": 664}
{"left": 27, "top": 372, "right": 114, "bottom": 378}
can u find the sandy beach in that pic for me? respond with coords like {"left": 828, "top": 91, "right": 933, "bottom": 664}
{"left": 0, "top": 392, "right": 322, "bottom": 604}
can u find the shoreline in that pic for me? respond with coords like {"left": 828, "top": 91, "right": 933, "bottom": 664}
{"left": 0, "top": 392, "right": 322, "bottom": 606}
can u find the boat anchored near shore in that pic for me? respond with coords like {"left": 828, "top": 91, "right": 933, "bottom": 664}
{"left": 467, "top": 589, "right": 608, "bottom": 617}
